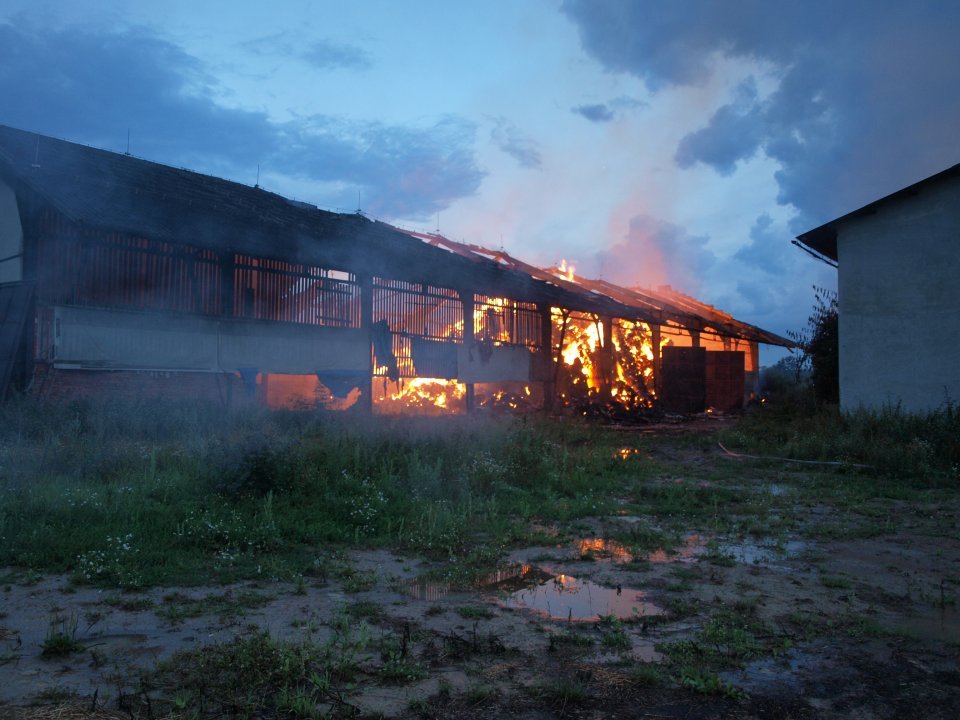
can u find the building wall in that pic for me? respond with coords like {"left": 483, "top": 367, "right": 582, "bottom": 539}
{"left": 0, "top": 180, "right": 23, "bottom": 283}
{"left": 837, "top": 174, "right": 960, "bottom": 412}
{"left": 32, "top": 364, "right": 244, "bottom": 404}
{"left": 51, "top": 305, "right": 370, "bottom": 374}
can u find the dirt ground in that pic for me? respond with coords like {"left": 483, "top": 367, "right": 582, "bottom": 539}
{"left": 2, "top": 520, "right": 958, "bottom": 719}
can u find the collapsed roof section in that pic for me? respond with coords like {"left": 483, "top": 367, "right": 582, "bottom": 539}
{"left": 402, "top": 230, "right": 791, "bottom": 347}
{"left": 0, "top": 123, "right": 790, "bottom": 347}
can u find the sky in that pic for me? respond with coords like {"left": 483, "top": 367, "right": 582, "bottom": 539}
{"left": 3, "top": 0, "right": 960, "bottom": 365}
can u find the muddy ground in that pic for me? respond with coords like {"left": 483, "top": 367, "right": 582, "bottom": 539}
{"left": 2, "top": 451, "right": 959, "bottom": 718}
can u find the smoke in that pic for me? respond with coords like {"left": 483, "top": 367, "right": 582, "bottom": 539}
{"left": 561, "top": 0, "right": 960, "bottom": 229}
{"left": 592, "top": 214, "right": 715, "bottom": 292}
{"left": 489, "top": 117, "right": 542, "bottom": 169}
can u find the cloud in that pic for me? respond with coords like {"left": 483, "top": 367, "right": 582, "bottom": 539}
{"left": 561, "top": 0, "right": 960, "bottom": 229}
{"left": 572, "top": 103, "right": 614, "bottom": 123}
{"left": 674, "top": 79, "right": 762, "bottom": 176}
{"left": 592, "top": 214, "right": 715, "bottom": 293}
{"left": 301, "top": 39, "right": 372, "bottom": 70}
{"left": 490, "top": 117, "right": 542, "bottom": 169}
{"left": 572, "top": 96, "right": 645, "bottom": 123}
{"left": 242, "top": 33, "right": 371, "bottom": 70}
{"left": 0, "top": 22, "right": 482, "bottom": 219}
{"left": 734, "top": 213, "right": 787, "bottom": 274}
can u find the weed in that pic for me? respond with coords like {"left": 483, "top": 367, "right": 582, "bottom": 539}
{"left": 345, "top": 601, "right": 383, "bottom": 622}
{"left": 151, "top": 631, "right": 351, "bottom": 717}
{"left": 535, "top": 679, "right": 587, "bottom": 709}
{"left": 680, "top": 670, "right": 745, "bottom": 699}
{"left": 456, "top": 605, "right": 495, "bottom": 620}
{"left": 378, "top": 628, "right": 427, "bottom": 684}
{"left": 339, "top": 567, "right": 377, "bottom": 594}
{"left": 631, "top": 663, "right": 661, "bottom": 686}
{"left": 821, "top": 575, "right": 852, "bottom": 589}
{"left": 41, "top": 613, "right": 83, "bottom": 658}
{"left": 598, "top": 614, "right": 631, "bottom": 651}
{"left": 465, "top": 683, "right": 496, "bottom": 705}
{"left": 550, "top": 630, "right": 594, "bottom": 648}
{"left": 157, "top": 590, "right": 273, "bottom": 622}
{"left": 292, "top": 574, "right": 308, "bottom": 595}
{"left": 102, "top": 594, "right": 155, "bottom": 612}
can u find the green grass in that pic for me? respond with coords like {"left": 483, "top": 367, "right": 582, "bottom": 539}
{"left": 156, "top": 590, "right": 274, "bottom": 622}
{"left": 456, "top": 604, "right": 495, "bottom": 620}
{"left": 0, "top": 398, "right": 658, "bottom": 587}
{"left": 1, "top": 394, "right": 957, "bottom": 593}
{"left": 820, "top": 574, "right": 853, "bottom": 590}
{"left": 720, "top": 397, "right": 960, "bottom": 483}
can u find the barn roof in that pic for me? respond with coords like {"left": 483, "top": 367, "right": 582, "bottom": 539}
{"left": 796, "top": 162, "right": 960, "bottom": 263}
{"left": 0, "top": 123, "right": 790, "bottom": 346}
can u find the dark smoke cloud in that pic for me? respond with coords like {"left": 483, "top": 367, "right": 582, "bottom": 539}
{"left": 561, "top": 0, "right": 960, "bottom": 230}
{"left": 0, "top": 22, "right": 482, "bottom": 218}
{"left": 490, "top": 117, "right": 542, "bottom": 169}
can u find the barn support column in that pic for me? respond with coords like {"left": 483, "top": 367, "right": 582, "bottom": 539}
{"left": 599, "top": 315, "right": 614, "bottom": 397}
{"left": 359, "top": 274, "right": 374, "bottom": 414}
{"left": 538, "top": 303, "right": 554, "bottom": 412}
{"left": 460, "top": 290, "right": 475, "bottom": 414}
{"left": 651, "top": 324, "right": 662, "bottom": 399}
{"left": 219, "top": 252, "right": 235, "bottom": 317}
{"left": 747, "top": 340, "right": 760, "bottom": 401}
{"left": 690, "top": 329, "right": 700, "bottom": 347}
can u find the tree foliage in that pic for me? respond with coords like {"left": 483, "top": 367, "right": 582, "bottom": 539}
{"left": 789, "top": 286, "right": 839, "bottom": 403}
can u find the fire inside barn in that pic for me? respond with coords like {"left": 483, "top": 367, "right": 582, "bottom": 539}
{"left": 0, "top": 125, "right": 790, "bottom": 414}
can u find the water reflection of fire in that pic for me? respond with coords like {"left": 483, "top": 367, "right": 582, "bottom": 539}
{"left": 577, "top": 538, "right": 634, "bottom": 563}
{"left": 647, "top": 534, "right": 704, "bottom": 564}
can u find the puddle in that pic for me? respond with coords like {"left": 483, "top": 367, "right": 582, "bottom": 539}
{"left": 403, "top": 564, "right": 552, "bottom": 602}
{"left": 716, "top": 539, "right": 807, "bottom": 567}
{"left": 646, "top": 533, "right": 705, "bottom": 564}
{"left": 495, "top": 572, "right": 664, "bottom": 622}
{"left": 720, "top": 649, "right": 808, "bottom": 694}
{"left": 576, "top": 538, "right": 634, "bottom": 563}
{"left": 892, "top": 605, "right": 960, "bottom": 644}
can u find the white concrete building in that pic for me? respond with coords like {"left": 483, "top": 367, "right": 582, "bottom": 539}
{"left": 796, "top": 164, "right": 960, "bottom": 413}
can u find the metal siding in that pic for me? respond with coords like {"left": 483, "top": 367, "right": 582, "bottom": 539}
{"left": 53, "top": 305, "right": 369, "bottom": 374}
{"left": 705, "top": 351, "right": 745, "bottom": 411}
{"left": 660, "top": 346, "right": 706, "bottom": 414}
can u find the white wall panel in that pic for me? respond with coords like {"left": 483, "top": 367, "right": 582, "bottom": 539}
{"left": 53, "top": 306, "right": 369, "bottom": 374}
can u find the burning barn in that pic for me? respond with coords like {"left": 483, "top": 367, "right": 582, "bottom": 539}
{"left": 0, "top": 124, "right": 790, "bottom": 414}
